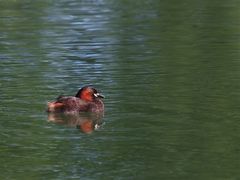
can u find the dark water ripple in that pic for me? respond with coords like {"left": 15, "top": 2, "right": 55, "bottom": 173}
{"left": 0, "top": 0, "right": 240, "bottom": 179}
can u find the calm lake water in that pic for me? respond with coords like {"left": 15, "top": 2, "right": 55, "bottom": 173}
{"left": 0, "top": 0, "right": 240, "bottom": 179}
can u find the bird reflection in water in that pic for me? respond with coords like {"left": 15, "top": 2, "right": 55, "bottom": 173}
{"left": 48, "top": 112, "right": 104, "bottom": 134}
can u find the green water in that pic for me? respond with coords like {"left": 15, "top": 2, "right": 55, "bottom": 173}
{"left": 0, "top": 0, "right": 240, "bottom": 179}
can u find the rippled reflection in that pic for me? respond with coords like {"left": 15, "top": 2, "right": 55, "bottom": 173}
{"left": 48, "top": 112, "right": 104, "bottom": 134}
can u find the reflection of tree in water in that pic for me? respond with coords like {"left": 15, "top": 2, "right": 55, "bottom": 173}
{"left": 48, "top": 112, "right": 104, "bottom": 134}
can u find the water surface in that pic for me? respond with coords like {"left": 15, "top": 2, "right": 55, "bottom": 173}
{"left": 0, "top": 0, "right": 240, "bottom": 179}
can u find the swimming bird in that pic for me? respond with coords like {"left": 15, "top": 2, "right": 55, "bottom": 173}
{"left": 47, "top": 86, "right": 104, "bottom": 113}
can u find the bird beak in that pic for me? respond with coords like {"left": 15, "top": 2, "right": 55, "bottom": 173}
{"left": 94, "top": 93, "right": 104, "bottom": 98}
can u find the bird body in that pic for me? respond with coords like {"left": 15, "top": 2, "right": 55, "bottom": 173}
{"left": 47, "top": 86, "right": 104, "bottom": 114}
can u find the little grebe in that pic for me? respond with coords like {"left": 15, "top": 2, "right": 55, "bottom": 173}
{"left": 47, "top": 86, "right": 104, "bottom": 113}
